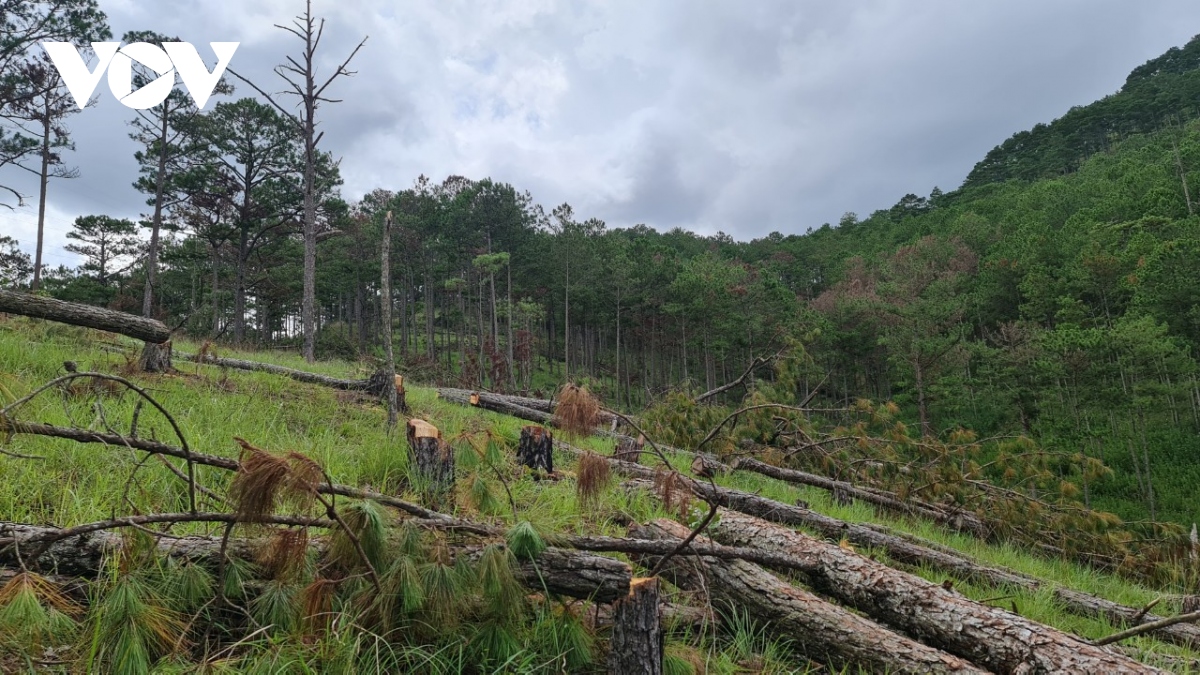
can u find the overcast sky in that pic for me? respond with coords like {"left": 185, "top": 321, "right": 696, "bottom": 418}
{"left": 5, "top": 0, "right": 1200, "bottom": 268}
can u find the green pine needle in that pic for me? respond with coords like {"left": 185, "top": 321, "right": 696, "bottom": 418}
{"left": 506, "top": 521, "right": 547, "bottom": 560}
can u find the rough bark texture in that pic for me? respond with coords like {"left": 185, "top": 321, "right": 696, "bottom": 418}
{"left": 607, "top": 577, "right": 663, "bottom": 675}
{"left": 512, "top": 547, "right": 631, "bottom": 603}
{"left": 709, "top": 510, "right": 1158, "bottom": 674}
{"left": 0, "top": 521, "right": 630, "bottom": 603}
{"left": 138, "top": 340, "right": 173, "bottom": 373}
{"left": 732, "top": 456, "right": 988, "bottom": 537}
{"left": 518, "top": 425, "right": 554, "bottom": 473}
{"left": 407, "top": 419, "right": 454, "bottom": 491}
{"left": 565, "top": 433, "right": 1200, "bottom": 657}
{"left": 629, "top": 520, "right": 986, "bottom": 675}
{"left": 0, "top": 289, "right": 171, "bottom": 343}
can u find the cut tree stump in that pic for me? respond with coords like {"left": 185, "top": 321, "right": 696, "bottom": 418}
{"left": 518, "top": 426, "right": 554, "bottom": 473}
{"left": 614, "top": 435, "right": 644, "bottom": 461}
{"left": 137, "top": 340, "right": 173, "bottom": 373}
{"left": 407, "top": 419, "right": 454, "bottom": 492}
{"left": 607, "top": 577, "right": 663, "bottom": 675}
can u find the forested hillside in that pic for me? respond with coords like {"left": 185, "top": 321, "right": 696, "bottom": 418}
{"left": 6, "top": 28, "right": 1200, "bottom": 530}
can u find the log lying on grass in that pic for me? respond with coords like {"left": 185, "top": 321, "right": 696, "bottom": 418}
{"left": 183, "top": 353, "right": 373, "bottom": 390}
{"left": 0, "top": 288, "right": 174, "bottom": 371}
{"left": 554, "top": 442, "right": 1200, "bottom": 653}
{"left": 439, "top": 387, "right": 555, "bottom": 425}
{"left": 629, "top": 519, "right": 989, "bottom": 675}
{"left": 708, "top": 509, "right": 1154, "bottom": 674}
{"left": 0, "top": 520, "right": 632, "bottom": 603}
{"left": 731, "top": 456, "right": 989, "bottom": 537}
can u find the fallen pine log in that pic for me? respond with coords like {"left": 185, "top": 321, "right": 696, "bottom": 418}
{"left": 0, "top": 289, "right": 170, "bottom": 343}
{"left": 437, "top": 388, "right": 619, "bottom": 425}
{"left": 0, "top": 519, "right": 632, "bottom": 604}
{"left": 628, "top": 519, "right": 989, "bottom": 675}
{"left": 182, "top": 353, "right": 375, "bottom": 391}
{"left": 438, "top": 388, "right": 555, "bottom": 425}
{"left": 731, "top": 456, "right": 989, "bottom": 538}
{"left": 682, "top": 477, "right": 1200, "bottom": 652}
{"left": 707, "top": 509, "right": 1153, "bottom": 674}
{"left": 555, "top": 439, "right": 1200, "bottom": 654}
{"left": 0, "top": 289, "right": 175, "bottom": 371}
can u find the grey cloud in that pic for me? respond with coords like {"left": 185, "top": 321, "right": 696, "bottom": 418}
{"left": 5, "top": 0, "right": 1200, "bottom": 262}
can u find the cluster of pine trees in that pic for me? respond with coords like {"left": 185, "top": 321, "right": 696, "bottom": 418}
{"left": 4, "top": 5, "right": 1200, "bottom": 527}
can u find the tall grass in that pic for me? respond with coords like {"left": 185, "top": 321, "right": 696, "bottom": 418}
{"left": 1, "top": 317, "right": 1199, "bottom": 671}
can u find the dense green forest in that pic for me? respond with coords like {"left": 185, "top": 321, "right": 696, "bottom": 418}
{"left": 5, "top": 14, "right": 1200, "bottom": 531}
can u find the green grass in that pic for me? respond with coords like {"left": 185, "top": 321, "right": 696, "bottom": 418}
{"left": 1, "top": 315, "right": 1198, "bottom": 672}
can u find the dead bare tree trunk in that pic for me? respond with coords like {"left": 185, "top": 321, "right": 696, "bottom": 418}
{"left": 382, "top": 211, "right": 397, "bottom": 429}
{"left": 517, "top": 426, "right": 553, "bottom": 473}
{"left": 607, "top": 577, "right": 663, "bottom": 675}
{"left": 226, "top": 0, "right": 366, "bottom": 363}
{"left": 629, "top": 520, "right": 987, "bottom": 674}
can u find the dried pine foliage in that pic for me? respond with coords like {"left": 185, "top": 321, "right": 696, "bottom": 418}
{"left": 553, "top": 384, "right": 601, "bottom": 438}
{"left": 300, "top": 577, "right": 338, "bottom": 636}
{"left": 258, "top": 528, "right": 310, "bottom": 581}
{"left": 576, "top": 452, "right": 611, "bottom": 506}
{"left": 197, "top": 340, "right": 217, "bottom": 361}
{"left": 654, "top": 468, "right": 693, "bottom": 521}
{"left": 231, "top": 438, "right": 321, "bottom": 519}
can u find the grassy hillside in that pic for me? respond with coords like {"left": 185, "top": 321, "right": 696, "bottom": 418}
{"left": 1, "top": 316, "right": 1198, "bottom": 672}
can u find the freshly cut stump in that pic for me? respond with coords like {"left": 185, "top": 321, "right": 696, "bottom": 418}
{"left": 607, "top": 577, "right": 662, "bottom": 675}
{"left": 518, "top": 425, "right": 554, "bottom": 473}
{"left": 406, "top": 419, "right": 454, "bottom": 492}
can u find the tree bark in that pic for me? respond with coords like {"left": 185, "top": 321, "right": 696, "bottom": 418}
{"left": 407, "top": 419, "right": 454, "bottom": 493}
{"left": 138, "top": 340, "right": 173, "bottom": 373}
{"left": 517, "top": 425, "right": 554, "bottom": 473}
{"left": 731, "top": 456, "right": 988, "bottom": 537}
{"left": 0, "top": 289, "right": 171, "bottom": 343}
{"left": 31, "top": 103, "right": 50, "bottom": 291}
{"left": 183, "top": 352, "right": 371, "bottom": 389}
{"left": 629, "top": 520, "right": 987, "bottom": 675}
{"left": 708, "top": 510, "right": 1157, "bottom": 674}
{"left": 142, "top": 111, "right": 169, "bottom": 318}
{"left": 607, "top": 577, "right": 663, "bottom": 675}
{"left": 382, "top": 212, "right": 397, "bottom": 429}
{"left": 0, "top": 521, "right": 630, "bottom": 604}
{"left": 562, "top": 442, "right": 1200, "bottom": 654}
